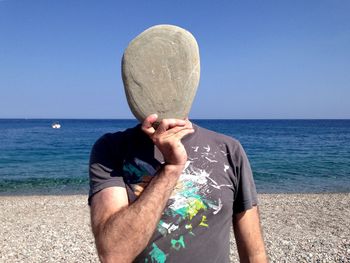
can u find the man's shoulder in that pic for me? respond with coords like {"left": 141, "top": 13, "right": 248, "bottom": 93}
{"left": 90, "top": 124, "right": 149, "bottom": 165}
{"left": 194, "top": 123, "right": 241, "bottom": 147}
{"left": 91, "top": 124, "right": 145, "bottom": 154}
{"left": 96, "top": 124, "right": 142, "bottom": 144}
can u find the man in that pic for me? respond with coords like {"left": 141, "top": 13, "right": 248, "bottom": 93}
{"left": 88, "top": 114, "right": 267, "bottom": 262}
{"left": 89, "top": 24, "right": 267, "bottom": 263}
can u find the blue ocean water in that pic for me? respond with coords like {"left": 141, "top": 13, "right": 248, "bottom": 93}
{"left": 0, "top": 119, "right": 349, "bottom": 193}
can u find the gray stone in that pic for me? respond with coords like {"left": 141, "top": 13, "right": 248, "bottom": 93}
{"left": 122, "top": 24, "right": 200, "bottom": 123}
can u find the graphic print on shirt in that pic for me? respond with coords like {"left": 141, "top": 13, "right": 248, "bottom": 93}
{"left": 123, "top": 158, "right": 157, "bottom": 196}
{"left": 122, "top": 144, "right": 233, "bottom": 263}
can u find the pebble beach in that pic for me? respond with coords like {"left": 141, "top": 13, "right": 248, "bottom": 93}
{"left": 1, "top": 192, "right": 349, "bottom": 262}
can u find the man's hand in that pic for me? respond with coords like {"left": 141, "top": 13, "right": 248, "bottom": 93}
{"left": 141, "top": 114, "right": 194, "bottom": 167}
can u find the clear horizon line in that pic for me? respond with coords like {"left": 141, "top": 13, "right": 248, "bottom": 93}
{"left": 1, "top": 117, "right": 350, "bottom": 120}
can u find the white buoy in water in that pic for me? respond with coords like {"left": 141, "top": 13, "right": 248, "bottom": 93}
{"left": 52, "top": 122, "right": 61, "bottom": 129}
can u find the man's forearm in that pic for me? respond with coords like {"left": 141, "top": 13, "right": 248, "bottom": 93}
{"left": 95, "top": 164, "right": 183, "bottom": 262}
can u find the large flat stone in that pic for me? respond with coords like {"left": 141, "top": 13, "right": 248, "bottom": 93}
{"left": 122, "top": 24, "right": 200, "bottom": 123}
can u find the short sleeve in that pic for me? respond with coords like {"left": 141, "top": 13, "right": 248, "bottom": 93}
{"left": 88, "top": 133, "right": 126, "bottom": 205}
{"left": 232, "top": 142, "right": 258, "bottom": 214}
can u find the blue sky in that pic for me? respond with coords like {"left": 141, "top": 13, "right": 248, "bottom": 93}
{"left": 0, "top": 0, "right": 349, "bottom": 119}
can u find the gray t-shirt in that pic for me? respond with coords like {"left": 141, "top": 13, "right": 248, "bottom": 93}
{"left": 89, "top": 124, "right": 258, "bottom": 263}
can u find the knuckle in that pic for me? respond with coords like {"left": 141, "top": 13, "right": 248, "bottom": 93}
{"left": 152, "top": 135, "right": 163, "bottom": 144}
{"left": 159, "top": 119, "right": 167, "bottom": 125}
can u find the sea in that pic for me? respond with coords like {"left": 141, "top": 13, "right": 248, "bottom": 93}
{"left": 0, "top": 119, "right": 349, "bottom": 194}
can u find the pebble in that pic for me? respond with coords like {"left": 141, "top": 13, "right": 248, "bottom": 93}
{"left": 1, "top": 193, "right": 349, "bottom": 262}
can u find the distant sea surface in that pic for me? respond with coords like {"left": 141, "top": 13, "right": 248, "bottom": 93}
{"left": 0, "top": 119, "right": 349, "bottom": 193}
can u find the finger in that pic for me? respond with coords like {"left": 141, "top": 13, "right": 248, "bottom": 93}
{"left": 154, "top": 119, "right": 187, "bottom": 135}
{"left": 141, "top": 114, "right": 158, "bottom": 136}
{"left": 158, "top": 125, "right": 191, "bottom": 138}
{"left": 156, "top": 126, "right": 194, "bottom": 143}
{"left": 173, "top": 127, "right": 195, "bottom": 141}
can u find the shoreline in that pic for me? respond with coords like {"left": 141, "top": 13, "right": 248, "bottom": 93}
{"left": 0, "top": 185, "right": 90, "bottom": 196}
{"left": 1, "top": 183, "right": 349, "bottom": 196}
{"left": 0, "top": 193, "right": 349, "bottom": 262}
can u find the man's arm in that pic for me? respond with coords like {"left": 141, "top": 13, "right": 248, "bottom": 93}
{"left": 233, "top": 206, "right": 268, "bottom": 263}
{"left": 91, "top": 164, "right": 184, "bottom": 262}
{"left": 90, "top": 115, "right": 194, "bottom": 263}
